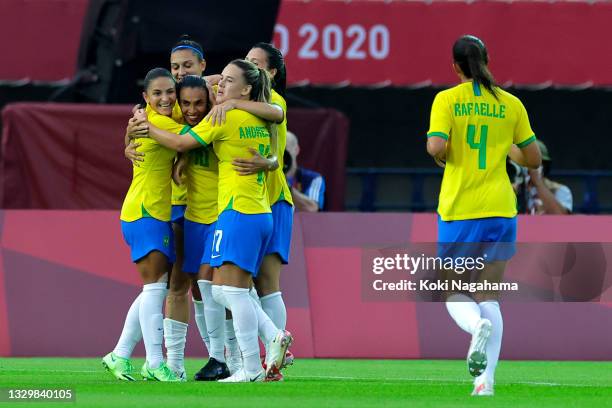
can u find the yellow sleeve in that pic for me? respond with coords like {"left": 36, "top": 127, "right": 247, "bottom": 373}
{"left": 427, "top": 92, "right": 451, "bottom": 140}
{"left": 271, "top": 92, "right": 287, "bottom": 113}
{"left": 149, "top": 111, "right": 189, "bottom": 134}
{"left": 190, "top": 118, "right": 226, "bottom": 146}
{"left": 513, "top": 100, "right": 536, "bottom": 147}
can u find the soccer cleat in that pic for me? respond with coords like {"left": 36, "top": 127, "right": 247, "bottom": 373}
{"left": 472, "top": 379, "right": 495, "bottom": 396}
{"left": 171, "top": 366, "right": 187, "bottom": 382}
{"left": 284, "top": 350, "right": 295, "bottom": 368}
{"left": 218, "top": 368, "right": 264, "bottom": 383}
{"left": 226, "top": 349, "right": 242, "bottom": 376}
{"left": 141, "top": 361, "right": 181, "bottom": 382}
{"left": 102, "top": 352, "right": 136, "bottom": 381}
{"left": 194, "top": 358, "right": 230, "bottom": 381}
{"left": 264, "top": 365, "right": 284, "bottom": 382}
{"left": 262, "top": 350, "right": 294, "bottom": 372}
{"left": 467, "top": 318, "right": 492, "bottom": 377}
{"left": 265, "top": 330, "right": 294, "bottom": 377}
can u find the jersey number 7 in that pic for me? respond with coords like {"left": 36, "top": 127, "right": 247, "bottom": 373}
{"left": 467, "top": 124, "right": 488, "bottom": 169}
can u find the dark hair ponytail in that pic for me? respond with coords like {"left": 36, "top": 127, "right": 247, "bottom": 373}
{"left": 453, "top": 35, "right": 497, "bottom": 98}
{"left": 171, "top": 34, "right": 205, "bottom": 61}
{"left": 252, "top": 42, "right": 286, "bottom": 96}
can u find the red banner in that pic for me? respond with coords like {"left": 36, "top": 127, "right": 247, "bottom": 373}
{"left": 1, "top": 103, "right": 348, "bottom": 211}
{"left": 275, "top": 0, "right": 612, "bottom": 86}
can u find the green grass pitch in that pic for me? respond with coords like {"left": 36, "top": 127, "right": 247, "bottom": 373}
{"left": 1, "top": 358, "right": 611, "bottom": 407}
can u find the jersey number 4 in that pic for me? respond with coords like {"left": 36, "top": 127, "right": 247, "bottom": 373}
{"left": 467, "top": 124, "right": 488, "bottom": 170}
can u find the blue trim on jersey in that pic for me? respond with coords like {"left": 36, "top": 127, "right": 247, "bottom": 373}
{"left": 473, "top": 81, "right": 482, "bottom": 96}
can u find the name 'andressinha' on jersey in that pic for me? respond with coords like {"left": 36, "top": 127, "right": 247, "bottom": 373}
{"left": 427, "top": 81, "right": 536, "bottom": 221}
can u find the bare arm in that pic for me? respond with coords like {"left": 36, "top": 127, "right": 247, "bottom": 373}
{"left": 205, "top": 99, "right": 284, "bottom": 126}
{"left": 426, "top": 136, "right": 447, "bottom": 163}
{"left": 509, "top": 142, "right": 541, "bottom": 169}
{"left": 529, "top": 170, "right": 569, "bottom": 214}
{"left": 133, "top": 123, "right": 202, "bottom": 153}
{"left": 291, "top": 187, "right": 319, "bottom": 212}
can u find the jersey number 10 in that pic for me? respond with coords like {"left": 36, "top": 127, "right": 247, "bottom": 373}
{"left": 467, "top": 124, "right": 488, "bottom": 170}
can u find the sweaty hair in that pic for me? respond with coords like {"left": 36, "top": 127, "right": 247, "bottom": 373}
{"left": 171, "top": 34, "right": 204, "bottom": 61}
{"left": 143, "top": 67, "right": 175, "bottom": 92}
{"left": 229, "top": 59, "right": 272, "bottom": 103}
{"left": 252, "top": 42, "right": 286, "bottom": 96}
{"left": 453, "top": 35, "right": 497, "bottom": 98}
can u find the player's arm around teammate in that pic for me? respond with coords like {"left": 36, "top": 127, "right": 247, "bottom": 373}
{"left": 221, "top": 46, "right": 295, "bottom": 380}
{"left": 103, "top": 68, "right": 185, "bottom": 382}
{"left": 132, "top": 60, "right": 293, "bottom": 383}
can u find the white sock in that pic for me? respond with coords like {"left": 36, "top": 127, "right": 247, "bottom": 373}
{"left": 250, "top": 296, "right": 279, "bottom": 345}
{"left": 212, "top": 284, "right": 230, "bottom": 309}
{"left": 260, "top": 291, "right": 287, "bottom": 331}
{"left": 223, "top": 286, "right": 261, "bottom": 375}
{"left": 446, "top": 293, "right": 481, "bottom": 335}
{"left": 192, "top": 299, "right": 210, "bottom": 354}
{"left": 198, "top": 280, "right": 225, "bottom": 362}
{"left": 139, "top": 282, "right": 167, "bottom": 369}
{"left": 163, "top": 318, "right": 187, "bottom": 373}
{"left": 478, "top": 301, "right": 503, "bottom": 384}
{"left": 224, "top": 319, "right": 240, "bottom": 358}
{"left": 113, "top": 293, "right": 143, "bottom": 359}
{"left": 249, "top": 286, "right": 261, "bottom": 306}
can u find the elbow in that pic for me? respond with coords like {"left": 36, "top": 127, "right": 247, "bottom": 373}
{"left": 526, "top": 156, "right": 542, "bottom": 170}
{"left": 426, "top": 142, "right": 442, "bottom": 158}
{"left": 174, "top": 141, "right": 189, "bottom": 153}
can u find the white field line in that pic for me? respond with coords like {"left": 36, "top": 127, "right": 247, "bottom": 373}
{"left": 2, "top": 369, "right": 608, "bottom": 388}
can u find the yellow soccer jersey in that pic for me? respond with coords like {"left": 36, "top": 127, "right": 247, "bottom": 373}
{"left": 266, "top": 90, "right": 294, "bottom": 206}
{"left": 190, "top": 109, "right": 272, "bottom": 215}
{"left": 184, "top": 145, "right": 219, "bottom": 224}
{"left": 120, "top": 105, "right": 186, "bottom": 222}
{"left": 170, "top": 102, "right": 187, "bottom": 205}
{"left": 427, "top": 81, "right": 536, "bottom": 221}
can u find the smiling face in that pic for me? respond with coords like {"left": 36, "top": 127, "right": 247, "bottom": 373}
{"left": 170, "top": 49, "right": 206, "bottom": 82}
{"left": 142, "top": 77, "right": 176, "bottom": 117}
{"left": 179, "top": 86, "right": 208, "bottom": 126}
{"left": 216, "top": 63, "right": 251, "bottom": 103}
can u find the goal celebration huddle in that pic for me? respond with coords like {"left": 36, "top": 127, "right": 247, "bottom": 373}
{"left": 103, "top": 33, "right": 541, "bottom": 395}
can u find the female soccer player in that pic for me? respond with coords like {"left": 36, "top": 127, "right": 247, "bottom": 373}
{"left": 126, "top": 37, "right": 214, "bottom": 381}
{"left": 103, "top": 68, "right": 183, "bottom": 382}
{"left": 131, "top": 59, "right": 293, "bottom": 383}
{"left": 205, "top": 44, "right": 294, "bottom": 380}
{"left": 426, "top": 35, "right": 541, "bottom": 396}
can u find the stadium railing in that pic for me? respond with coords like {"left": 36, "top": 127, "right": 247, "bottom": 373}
{"left": 346, "top": 168, "right": 612, "bottom": 214}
